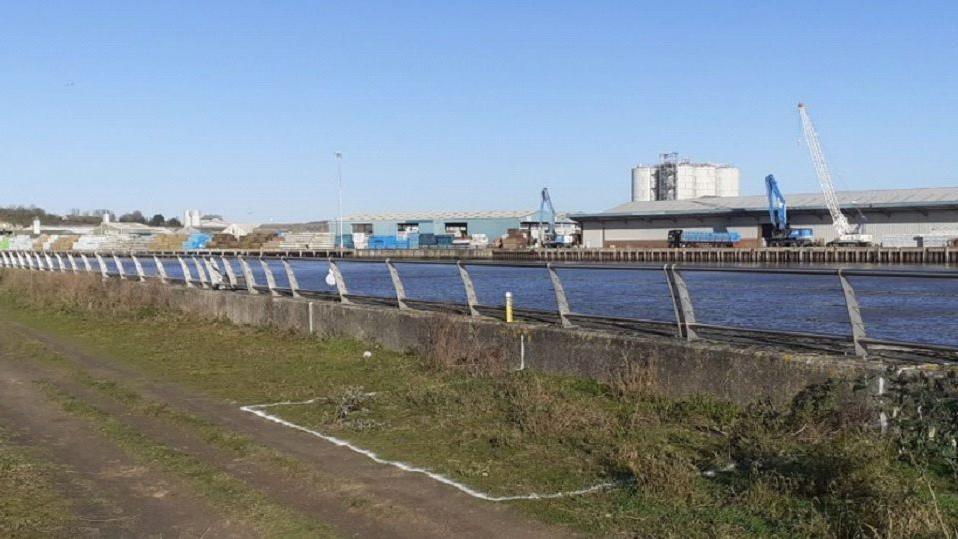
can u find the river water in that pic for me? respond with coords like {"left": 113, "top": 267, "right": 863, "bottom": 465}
{"left": 97, "top": 257, "right": 958, "bottom": 349}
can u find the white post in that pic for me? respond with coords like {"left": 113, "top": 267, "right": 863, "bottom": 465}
{"left": 67, "top": 253, "right": 78, "bottom": 273}
{"left": 54, "top": 253, "right": 66, "bottom": 272}
{"left": 112, "top": 254, "right": 126, "bottom": 280}
{"left": 191, "top": 256, "right": 209, "bottom": 289}
{"left": 94, "top": 253, "right": 109, "bottom": 280}
{"left": 336, "top": 151, "right": 344, "bottom": 252}
{"left": 131, "top": 255, "right": 146, "bottom": 281}
{"left": 177, "top": 256, "right": 195, "bottom": 287}
{"left": 80, "top": 254, "right": 93, "bottom": 272}
{"left": 153, "top": 256, "right": 169, "bottom": 283}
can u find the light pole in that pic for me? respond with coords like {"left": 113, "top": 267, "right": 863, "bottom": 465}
{"left": 335, "top": 152, "right": 343, "bottom": 252}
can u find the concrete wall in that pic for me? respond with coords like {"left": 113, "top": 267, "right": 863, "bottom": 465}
{"left": 0, "top": 269, "right": 889, "bottom": 405}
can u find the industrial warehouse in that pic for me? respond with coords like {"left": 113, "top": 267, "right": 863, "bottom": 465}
{"left": 575, "top": 186, "right": 958, "bottom": 248}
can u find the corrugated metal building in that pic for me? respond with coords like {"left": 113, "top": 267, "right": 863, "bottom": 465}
{"left": 573, "top": 186, "right": 958, "bottom": 248}
{"left": 341, "top": 210, "right": 579, "bottom": 240}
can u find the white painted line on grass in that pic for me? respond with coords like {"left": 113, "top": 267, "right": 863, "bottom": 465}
{"left": 241, "top": 398, "right": 619, "bottom": 502}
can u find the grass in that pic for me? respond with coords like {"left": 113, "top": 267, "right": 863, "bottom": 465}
{"left": 2, "top": 271, "right": 957, "bottom": 536}
{"left": 0, "top": 429, "right": 77, "bottom": 537}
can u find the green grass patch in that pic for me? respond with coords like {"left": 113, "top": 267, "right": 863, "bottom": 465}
{"left": 2, "top": 291, "right": 957, "bottom": 536}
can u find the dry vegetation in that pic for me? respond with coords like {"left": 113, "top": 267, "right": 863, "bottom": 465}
{"left": 2, "top": 268, "right": 957, "bottom": 537}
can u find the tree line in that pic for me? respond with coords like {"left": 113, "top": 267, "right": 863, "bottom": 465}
{"left": 0, "top": 206, "right": 181, "bottom": 228}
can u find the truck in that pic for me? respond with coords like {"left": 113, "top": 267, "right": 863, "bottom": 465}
{"left": 668, "top": 229, "right": 740, "bottom": 248}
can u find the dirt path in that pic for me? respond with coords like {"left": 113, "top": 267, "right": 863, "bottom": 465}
{"left": 0, "top": 356, "right": 254, "bottom": 537}
{"left": 0, "top": 316, "right": 573, "bottom": 538}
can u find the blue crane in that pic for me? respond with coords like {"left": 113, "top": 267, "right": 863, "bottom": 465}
{"left": 764, "top": 174, "right": 814, "bottom": 247}
{"left": 536, "top": 187, "right": 558, "bottom": 247}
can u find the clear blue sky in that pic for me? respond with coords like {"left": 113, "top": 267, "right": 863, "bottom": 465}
{"left": 2, "top": 1, "right": 956, "bottom": 222}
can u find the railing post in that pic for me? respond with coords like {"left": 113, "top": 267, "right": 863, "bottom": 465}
{"left": 44, "top": 253, "right": 66, "bottom": 273}
{"left": 837, "top": 269, "right": 868, "bottom": 358}
{"left": 0, "top": 252, "right": 9, "bottom": 267}
{"left": 281, "top": 258, "right": 301, "bottom": 298}
{"left": 43, "top": 252, "right": 55, "bottom": 271}
{"left": 327, "top": 259, "right": 349, "bottom": 304}
{"left": 112, "top": 253, "right": 127, "bottom": 280}
{"left": 204, "top": 258, "right": 224, "bottom": 289}
{"left": 457, "top": 261, "right": 480, "bottom": 317}
{"left": 221, "top": 256, "right": 238, "bottom": 288}
{"left": 546, "top": 263, "right": 574, "bottom": 328}
{"left": 177, "top": 255, "right": 195, "bottom": 288}
{"left": 95, "top": 253, "right": 109, "bottom": 280}
{"left": 259, "top": 258, "right": 280, "bottom": 297}
{"left": 34, "top": 252, "right": 44, "bottom": 270}
{"left": 191, "top": 256, "right": 209, "bottom": 289}
{"left": 664, "top": 264, "right": 697, "bottom": 340}
{"left": 153, "top": 256, "right": 169, "bottom": 283}
{"left": 66, "top": 253, "right": 78, "bottom": 273}
{"left": 17, "top": 252, "right": 26, "bottom": 269}
{"left": 80, "top": 254, "right": 92, "bottom": 272}
{"left": 385, "top": 259, "right": 408, "bottom": 310}
{"left": 131, "top": 255, "right": 146, "bottom": 281}
{"left": 237, "top": 256, "right": 259, "bottom": 294}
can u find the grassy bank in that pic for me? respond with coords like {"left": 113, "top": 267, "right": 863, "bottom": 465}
{"left": 2, "top": 270, "right": 957, "bottom": 536}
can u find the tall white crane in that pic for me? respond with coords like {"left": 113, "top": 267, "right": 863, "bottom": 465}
{"left": 798, "top": 103, "right": 872, "bottom": 246}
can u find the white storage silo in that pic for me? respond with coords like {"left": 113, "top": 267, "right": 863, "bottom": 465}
{"left": 631, "top": 166, "right": 653, "bottom": 202}
{"left": 693, "top": 165, "right": 717, "bottom": 197}
{"left": 715, "top": 166, "right": 740, "bottom": 197}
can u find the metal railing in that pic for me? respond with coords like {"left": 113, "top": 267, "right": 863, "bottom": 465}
{"left": 2, "top": 250, "right": 957, "bottom": 362}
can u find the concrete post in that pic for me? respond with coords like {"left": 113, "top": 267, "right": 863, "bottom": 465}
{"left": 838, "top": 269, "right": 868, "bottom": 358}
{"left": 177, "top": 256, "right": 195, "bottom": 288}
{"left": 385, "top": 259, "right": 407, "bottom": 310}
{"left": 546, "top": 263, "right": 574, "bottom": 328}
{"left": 281, "top": 258, "right": 301, "bottom": 298}
{"left": 237, "top": 256, "right": 259, "bottom": 294}
{"left": 327, "top": 259, "right": 349, "bottom": 304}
{"left": 259, "top": 258, "right": 280, "bottom": 297}
{"left": 131, "top": 255, "right": 146, "bottom": 282}
{"left": 221, "top": 256, "right": 238, "bottom": 288}
{"left": 456, "top": 261, "right": 480, "bottom": 317}
{"left": 665, "top": 264, "right": 697, "bottom": 340}
{"left": 153, "top": 256, "right": 169, "bottom": 283}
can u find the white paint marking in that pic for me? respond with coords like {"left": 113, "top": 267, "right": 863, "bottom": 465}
{"left": 241, "top": 398, "right": 618, "bottom": 502}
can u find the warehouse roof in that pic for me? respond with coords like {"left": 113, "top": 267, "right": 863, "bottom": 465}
{"left": 343, "top": 210, "right": 534, "bottom": 221}
{"left": 574, "top": 186, "right": 958, "bottom": 220}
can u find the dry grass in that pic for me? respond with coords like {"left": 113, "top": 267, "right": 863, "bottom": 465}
{"left": 421, "top": 315, "right": 510, "bottom": 376}
{"left": 0, "top": 270, "right": 172, "bottom": 315}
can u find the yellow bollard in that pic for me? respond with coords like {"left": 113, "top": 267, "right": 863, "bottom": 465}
{"left": 505, "top": 291, "right": 513, "bottom": 323}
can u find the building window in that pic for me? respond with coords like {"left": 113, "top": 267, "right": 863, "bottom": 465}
{"left": 351, "top": 223, "right": 373, "bottom": 234}
{"left": 398, "top": 222, "right": 420, "bottom": 233}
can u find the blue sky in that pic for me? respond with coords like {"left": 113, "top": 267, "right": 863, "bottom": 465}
{"left": 2, "top": 1, "right": 956, "bottom": 222}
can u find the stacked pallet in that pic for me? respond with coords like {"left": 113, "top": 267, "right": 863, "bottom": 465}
{"left": 276, "top": 232, "right": 335, "bottom": 250}
{"left": 149, "top": 234, "right": 188, "bottom": 251}
{"left": 51, "top": 235, "right": 80, "bottom": 251}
